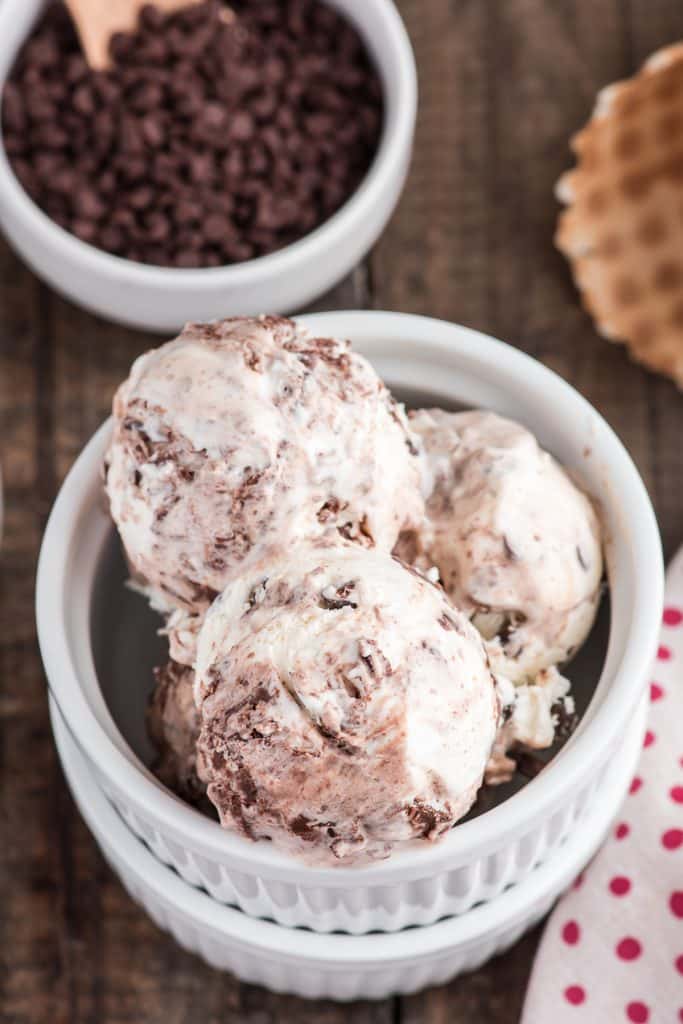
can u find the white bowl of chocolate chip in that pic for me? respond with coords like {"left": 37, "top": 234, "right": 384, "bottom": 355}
{"left": 37, "top": 311, "right": 663, "bottom": 935}
{"left": 0, "top": 0, "right": 416, "bottom": 330}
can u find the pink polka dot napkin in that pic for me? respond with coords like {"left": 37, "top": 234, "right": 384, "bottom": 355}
{"left": 522, "top": 549, "right": 683, "bottom": 1024}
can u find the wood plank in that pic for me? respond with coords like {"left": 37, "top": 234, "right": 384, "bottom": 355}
{"left": 401, "top": 928, "right": 541, "bottom": 1024}
{"left": 0, "top": 238, "right": 73, "bottom": 1022}
{"left": 371, "top": 0, "right": 491, "bottom": 325}
{"left": 627, "top": 0, "right": 683, "bottom": 64}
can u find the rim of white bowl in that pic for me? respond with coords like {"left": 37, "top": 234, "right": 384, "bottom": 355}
{"left": 0, "top": 0, "right": 416, "bottom": 287}
{"left": 36, "top": 312, "right": 664, "bottom": 884}
{"left": 52, "top": 690, "right": 646, "bottom": 963}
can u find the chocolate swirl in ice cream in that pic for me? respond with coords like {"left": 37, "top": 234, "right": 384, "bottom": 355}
{"left": 193, "top": 541, "right": 499, "bottom": 864}
{"left": 147, "top": 660, "right": 204, "bottom": 804}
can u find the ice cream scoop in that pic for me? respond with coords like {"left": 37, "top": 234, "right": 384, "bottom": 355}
{"left": 408, "top": 409, "right": 603, "bottom": 685}
{"left": 194, "top": 541, "right": 499, "bottom": 864}
{"left": 105, "top": 316, "right": 423, "bottom": 611}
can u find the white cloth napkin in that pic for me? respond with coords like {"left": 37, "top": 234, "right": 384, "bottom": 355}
{"left": 522, "top": 548, "right": 683, "bottom": 1024}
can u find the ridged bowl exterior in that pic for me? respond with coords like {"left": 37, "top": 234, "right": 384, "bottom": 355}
{"left": 51, "top": 694, "right": 646, "bottom": 1000}
{"left": 104, "top": 768, "right": 602, "bottom": 934}
{"left": 36, "top": 314, "right": 663, "bottom": 937}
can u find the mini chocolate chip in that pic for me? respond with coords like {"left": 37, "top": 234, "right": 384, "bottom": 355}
{"left": 119, "top": 156, "right": 148, "bottom": 183}
{"left": 112, "top": 208, "right": 136, "bottom": 229}
{"left": 4, "top": 135, "right": 26, "bottom": 158}
{"left": 263, "top": 56, "right": 286, "bottom": 84}
{"left": 25, "top": 93, "right": 51, "bottom": 122}
{"left": 109, "top": 31, "right": 132, "bottom": 62}
{"left": 251, "top": 91, "right": 278, "bottom": 121}
{"left": 2, "top": 84, "right": 25, "bottom": 132}
{"left": 34, "top": 152, "right": 64, "bottom": 179}
{"left": 98, "top": 170, "right": 117, "bottom": 195}
{"left": 187, "top": 152, "right": 214, "bottom": 184}
{"left": 223, "top": 238, "right": 254, "bottom": 262}
{"left": 141, "top": 114, "right": 166, "bottom": 148}
{"left": 72, "top": 83, "right": 97, "bottom": 116}
{"left": 175, "top": 249, "right": 203, "bottom": 268}
{"left": 92, "top": 74, "right": 121, "bottom": 106}
{"left": 65, "top": 54, "right": 89, "bottom": 85}
{"left": 230, "top": 111, "right": 255, "bottom": 141}
{"left": 72, "top": 218, "right": 98, "bottom": 242}
{"left": 248, "top": 142, "right": 270, "bottom": 175}
{"left": 74, "top": 189, "right": 107, "bottom": 220}
{"left": 204, "top": 212, "right": 232, "bottom": 242}
{"left": 223, "top": 150, "right": 245, "bottom": 179}
{"left": 173, "top": 198, "right": 202, "bottom": 226}
{"left": 128, "top": 186, "right": 155, "bottom": 210}
{"left": 140, "top": 4, "right": 165, "bottom": 31}
{"left": 201, "top": 101, "right": 229, "bottom": 130}
{"left": 100, "top": 225, "right": 125, "bottom": 252}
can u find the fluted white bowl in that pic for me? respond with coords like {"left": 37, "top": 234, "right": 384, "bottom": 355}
{"left": 37, "top": 312, "right": 663, "bottom": 934}
{"left": 51, "top": 690, "right": 647, "bottom": 1000}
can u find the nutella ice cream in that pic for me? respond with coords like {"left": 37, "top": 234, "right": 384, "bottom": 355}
{"left": 194, "top": 542, "right": 499, "bottom": 864}
{"left": 408, "top": 409, "right": 603, "bottom": 684}
{"left": 101, "top": 317, "right": 608, "bottom": 855}
{"left": 105, "top": 316, "right": 424, "bottom": 613}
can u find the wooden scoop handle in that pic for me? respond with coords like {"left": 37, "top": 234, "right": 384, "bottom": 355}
{"left": 63, "top": 0, "right": 203, "bottom": 69}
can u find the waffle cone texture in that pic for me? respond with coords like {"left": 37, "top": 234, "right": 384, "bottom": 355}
{"left": 556, "top": 43, "right": 683, "bottom": 386}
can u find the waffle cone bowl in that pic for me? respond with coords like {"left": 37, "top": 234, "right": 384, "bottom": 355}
{"left": 556, "top": 44, "right": 683, "bottom": 386}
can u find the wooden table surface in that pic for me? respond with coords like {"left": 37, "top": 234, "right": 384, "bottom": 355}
{"left": 2, "top": 0, "right": 683, "bottom": 1020}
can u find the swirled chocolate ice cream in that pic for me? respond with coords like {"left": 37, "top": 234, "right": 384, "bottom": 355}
{"left": 407, "top": 409, "right": 603, "bottom": 685}
{"left": 105, "top": 316, "right": 424, "bottom": 612}
{"left": 194, "top": 542, "right": 499, "bottom": 864}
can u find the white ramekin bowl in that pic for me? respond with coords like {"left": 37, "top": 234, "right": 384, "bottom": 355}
{"left": 51, "top": 691, "right": 647, "bottom": 1001}
{"left": 0, "top": 1, "right": 415, "bottom": 332}
{"left": 37, "top": 312, "right": 663, "bottom": 934}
